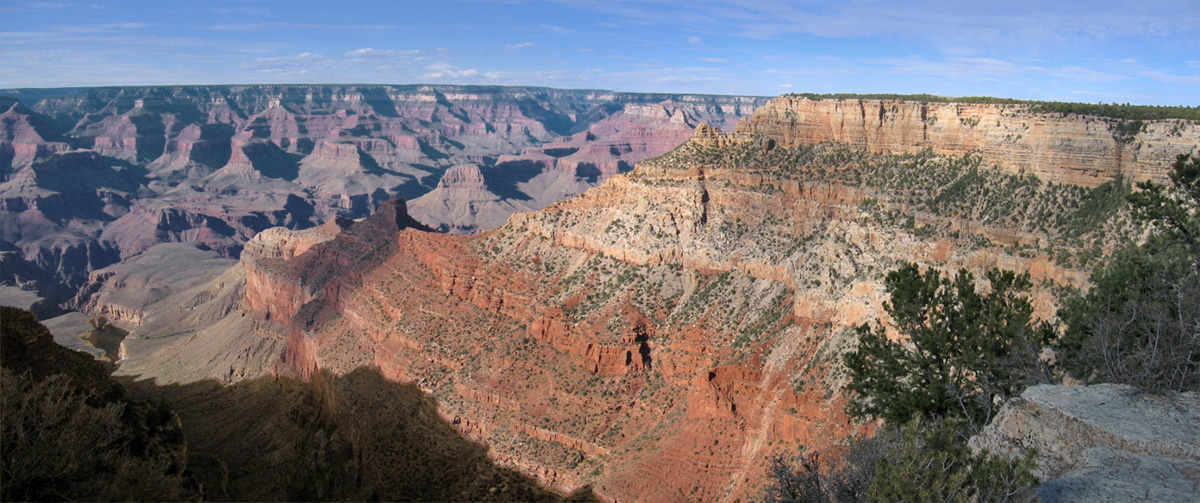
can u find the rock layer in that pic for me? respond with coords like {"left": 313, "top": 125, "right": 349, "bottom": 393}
{"left": 970, "top": 384, "right": 1200, "bottom": 502}
{"left": 1, "top": 85, "right": 765, "bottom": 309}
{"left": 85, "top": 94, "right": 1200, "bottom": 502}
{"left": 738, "top": 97, "right": 1200, "bottom": 186}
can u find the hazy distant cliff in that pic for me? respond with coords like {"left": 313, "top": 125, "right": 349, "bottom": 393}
{"left": 0, "top": 85, "right": 766, "bottom": 310}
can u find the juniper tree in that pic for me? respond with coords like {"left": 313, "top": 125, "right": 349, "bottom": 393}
{"left": 1057, "top": 154, "right": 1200, "bottom": 392}
{"left": 843, "top": 263, "right": 1052, "bottom": 431}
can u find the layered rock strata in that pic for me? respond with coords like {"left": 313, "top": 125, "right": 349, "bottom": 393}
{"left": 737, "top": 97, "right": 1200, "bottom": 187}
{"left": 101, "top": 96, "right": 1192, "bottom": 501}
{"left": 1, "top": 85, "right": 766, "bottom": 308}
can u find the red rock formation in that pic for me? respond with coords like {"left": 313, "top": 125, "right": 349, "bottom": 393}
{"left": 42, "top": 91, "right": 1200, "bottom": 502}
{"left": 179, "top": 96, "right": 1194, "bottom": 500}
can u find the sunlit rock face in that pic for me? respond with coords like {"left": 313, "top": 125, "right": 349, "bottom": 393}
{"left": 96, "top": 94, "right": 1200, "bottom": 502}
{"left": 738, "top": 97, "right": 1199, "bottom": 187}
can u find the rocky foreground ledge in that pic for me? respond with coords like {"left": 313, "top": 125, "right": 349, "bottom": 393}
{"left": 971, "top": 384, "right": 1200, "bottom": 502}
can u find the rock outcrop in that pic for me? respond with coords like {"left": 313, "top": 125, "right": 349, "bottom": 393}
{"left": 970, "top": 384, "right": 1200, "bottom": 502}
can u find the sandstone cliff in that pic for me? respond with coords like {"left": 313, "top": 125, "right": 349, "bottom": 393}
{"left": 737, "top": 96, "right": 1199, "bottom": 187}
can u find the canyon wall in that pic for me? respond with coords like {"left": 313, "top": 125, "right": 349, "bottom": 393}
{"left": 54, "top": 93, "right": 1200, "bottom": 501}
{"left": 99, "top": 92, "right": 1200, "bottom": 502}
{"left": 737, "top": 97, "right": 1199, "bottom": 186}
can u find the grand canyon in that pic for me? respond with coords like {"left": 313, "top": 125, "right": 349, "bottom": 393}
{"left": 3, "top": 82, "right": 1198, "bottom": 501}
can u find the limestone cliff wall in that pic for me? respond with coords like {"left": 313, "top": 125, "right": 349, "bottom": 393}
{"left": 737, "top": 97, "right": 1200, "bottom": 186}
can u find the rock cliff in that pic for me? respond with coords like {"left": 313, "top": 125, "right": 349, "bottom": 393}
{"left": 99, "top": 93, "right": 1199, "bottom": 501}
{"left": 737, "top": 96, "right": 1199, "bottom": 187}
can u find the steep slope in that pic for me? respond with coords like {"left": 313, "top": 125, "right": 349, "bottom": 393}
{"left": 1, "top": 307, "right": 593, "bottom": 502}
{"left": 1, "top": 307, "right": 194, "bottom": 501}
{"left": 94, "top": 92, "right": 1200, "bottom": 501}
{"left": 0, "top": 85, "right": 765, "bottom": 310}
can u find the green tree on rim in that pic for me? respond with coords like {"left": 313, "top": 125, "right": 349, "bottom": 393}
{"left": 843, "top": 263, "right": 1053, "bottom": 431}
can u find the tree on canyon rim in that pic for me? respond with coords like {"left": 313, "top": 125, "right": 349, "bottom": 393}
{"left": 1056, "top": 153, "right": 1200, "bottom": 392}
{"left": 843, "top": 263, "right": 1053, "bottom": 432}
{"left": 765, "top": 264, "right": 1048, "bottom": 503}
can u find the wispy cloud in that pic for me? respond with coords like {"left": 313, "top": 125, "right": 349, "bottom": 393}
{"left": 421, "top": 69, "right": 479, "bottom": 79}
{"left": 879, "top": 56, "right": 1127, "bottom": 83}
{"left": 539, "top": 23, "right": 572, "bottom": 34}
{"left": 482, "top": 69, "right": 587, "bottom": 82}
{"left": 346, "top": 48, "right": 420, "bottom": 57}
{"left": 505, "top": 42, "right": 535, "bottom": 50}
{"left": 687, "top": 36, "right": 702, "bottom": 44}
{"left": 212, "top": 7, "right": 269, "bottom": 15}
{"left": 1138, "top": 70, "right": 1200, "bottom": 85}
{"left": 241, "top": 52, "right": 338, "bottom": 75}
{"left": 203, "top": 23, "right": 396, "bottom": 31}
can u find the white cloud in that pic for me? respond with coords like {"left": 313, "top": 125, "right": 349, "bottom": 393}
{"left": 652, "top": 75, "right": 719, "bottom": 83}
{"left": 420, "top": 69, "right": 479, "bottom": 79}
{"left": 203, "top": 23, "right": 395, "bottom": 31}
{"left": 539, "top": 23, "right": 572, "bottom": 34}
{"left": 482, "top": 70, "right": 586, "bottom": 82}
{"left": 700, "top": 57, "right": 726, "bottom": 63}
{"left": 879, "top": 56, "right": 1127, "bottom": 83}
{"left": 241, "top": 52, "right": 337, "bottom": 74}
{"left": 345, "top": 48, "right": 420, "bottom": 58}
{"left": 687, "top": 36, "right": 703, "bottom": 44}
{"left": 1138, "top": 70, "right": 1200, "bottom": 85}
{"left": 212, "top": 7, "right": 269, "bottom": 15}
{"left": 505, "top": 42, "right": 535, "bottom": 50}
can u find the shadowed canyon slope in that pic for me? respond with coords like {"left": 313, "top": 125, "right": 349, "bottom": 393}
{"left": 1, "top": 306, "right": 595, "bottom": 502}
{"left": 91, "top": 96, "right": 1199, "bottom": 501}
{"left": 0, "top": 86, "right": 766, "bottom": 312}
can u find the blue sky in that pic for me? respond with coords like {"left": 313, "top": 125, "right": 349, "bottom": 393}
{"left": 2, "top": 0, "right": 1198, "bottom": 105}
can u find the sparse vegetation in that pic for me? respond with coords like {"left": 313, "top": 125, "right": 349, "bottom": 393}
{"left": 780, "top": 93, "right": 1200, "bottom": 120}
{"left": 1056, "top": 154, "right": 1200, "bottom": 392}
{"left": 765, "top": 419, "right": 1038, "bottom": 503}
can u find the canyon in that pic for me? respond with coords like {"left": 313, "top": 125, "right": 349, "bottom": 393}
{"left": 1, "top": 85, "right": 766, "bottom": 313}
{"left": 4, "top": 88, "right": 1199, "bottom": 501}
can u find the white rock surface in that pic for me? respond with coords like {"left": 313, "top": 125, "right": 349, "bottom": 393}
{"left": 970, "top": 384, "right": 1200, "bottom": 502}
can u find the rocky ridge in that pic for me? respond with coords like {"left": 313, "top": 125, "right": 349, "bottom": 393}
{"left": 90, "top": 94, "right": 1200, "bottom": 502}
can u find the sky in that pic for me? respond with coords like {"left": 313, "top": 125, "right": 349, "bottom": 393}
{"left": 1, "top": 0, "right": 1198, "bottom": 105}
